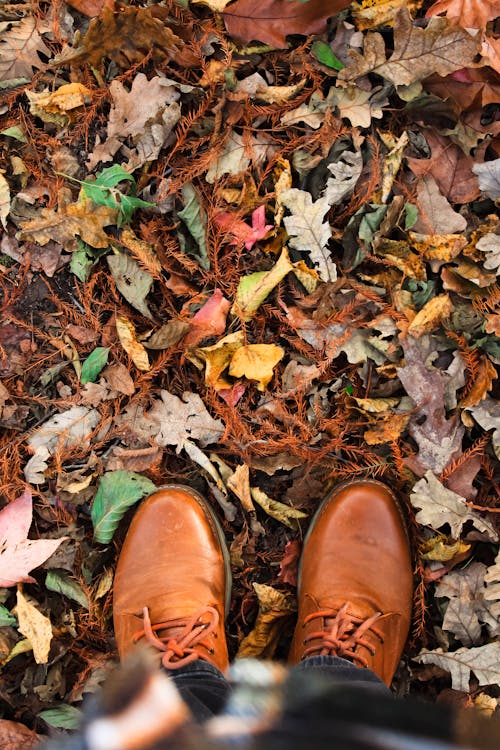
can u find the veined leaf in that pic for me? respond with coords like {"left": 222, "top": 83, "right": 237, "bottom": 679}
{"left": 45, "top": 569, "right": 89, "bottom": 610}
{"left": 91, "top": 471, "right": 156, "bottom": 543}
{"left": 311, "top": 41, "right": 344, "bottom": 70}
{"left": 39, "top": 705, "right": 83, "bottom": 730}
{"left": 80, "top": 347, "right": 110, "bottom": 385}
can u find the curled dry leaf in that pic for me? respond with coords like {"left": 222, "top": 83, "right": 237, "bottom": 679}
{"left": 228, "top": 344, "right": 285, "bottom": 391}
{"left": 236, "top": 583, "right": 296, "bottom": 658}
{"left": 115, "top": 316, "right": 150, "bottom": 372}
{"left": 16, "top": 590, "right": 52, "bottom": 665}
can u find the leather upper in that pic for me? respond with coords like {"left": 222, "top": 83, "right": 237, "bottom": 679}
{"left": 289, "top": 480, "right": 413, "bottom": 685}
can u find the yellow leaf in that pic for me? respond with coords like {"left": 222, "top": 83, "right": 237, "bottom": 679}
{"left": 227, "top": 463, "right": 255, "bottom": 513}
{"left": 192, "top": 332, "right": 244, "bottom": 390}
{"left": 191, "top": 0, "right": 233, "bottom": 10}
{"left": 229, "top": 344, "right": 284, "bottom": 391}
{"left": 27, "top": 83, "right": 92, "bottom": 125}
{"left": 116, "top": 316, "right": 150, "bottom": 371}
{"left": 231, "top": 249, "right": 294, "bottom": 321}
{"left": 421, "top": 536, "right": 471, "bottom": 562}
{"left": 237, "top": 583, "right": 296, "bottom": 659}
{"left": 364, "top": 413, "right": 410, "bottom": 444}
{"left": 352, "top": 0, "right": 422, "bottom": 31}
{"left": 353, "top": 396, "right": 400, "bottom": 413}
{"left": 250, "top": 487, "right": 307, "bottom": 529}
{"left": 407, "top": 293, "right": 452, "bottom": 338}
{"left": 409, "top": 232, "right": 466, "bottom": 261}
{"left": 16, "top": 590, "right": 52, "bottom": 664}
{"left": 0, "top": 170, "right": 10, "bottom": 230}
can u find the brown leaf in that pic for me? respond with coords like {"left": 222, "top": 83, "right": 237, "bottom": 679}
{"left": 144, "top": 321, "right": 190, "bottom": 350}
{"left": 459, "top": 355, "right": 497, "bottom": 408}
{"left": 236, "top": 583, "right": 296, "bottom": 658}
{"left": 424, "top": 68, "right": 500, "bottom": 110}
{"left": 407, "top": 294, "right": 453, "bottom": 338}
{"left": 53, "top": 5, "right": 195, "bottom": 70}
{"left": 64, "top": 0, "right": 113, "bottom": 17}
{"left": 426, "top": 0, "right": 498, "bottom": 30}
{"left": 277, "top": 540, "right": 301, "bottom": 586}
{"left": 0, "top": 719, "right": 40, "bottom": 750}
{"left": 227, "top": 464, "right": 255, "bottom": 513}
{"left": 0, "top": 16, "right": 51, "bottom": 83}
{"left": 413, "top": 175, "right": 467, "bottom": 235}
{"left": 407, "top": 130, "right": 479, "bottom": 203}
{"left": 339, "top": 9, "right": 480, "bottom": 85}
{"left": 102, "top": 362, "right": 135, "bottom": 396}
{"left": 223, "top": 0, "right": 351, "bottom": 48}
{"left": 18, "top": 201, "right": 116, "bottom": 250}
{"left": 66, "top": 325, "right": 99, "bottom": 345}
{"left": 106, "top": 445, "right": 162, "bottom": 473}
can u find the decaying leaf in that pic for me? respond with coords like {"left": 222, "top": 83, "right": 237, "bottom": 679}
{"left": 107, "top": 252, "right": 154, "bottom": 320}
{"left": 231, "top": 248, "right": 294, "bottom": 321}
{"left": 184, "top": 289, "right": 231, "bottom": 348}
{"left": 16, "top": 590, "right": 52, "bottom": 665}
{"left": 406, "top": 294, "right": 453, "bottom": 338}
{"left": 206, "top": 131, "right": 275, "bottom": 184}
{"left": 26, "top": 83, "right": 92, "bottom": 126}
{"left": 472, "top": 159, "right": 500, "bottom": 201}
{"left": 250, "top": 487, "right": 307, "bottom": 529}
{"left": 426, "top": 0, "right": 498, "bottom": 30}
{"left": 92, "top": 471, "right": 156, "bottom": 544}
{"left": 413, "top": 176, "right": 467, "bottom": 235}
{"left": 18, "top": 201, "right": 117, "bottom": 251}
{"left": 147, "top": 390, "right": 225, "bottom": 451}
{"left": 476, "top": 233, "right": 500, "bottom": 272}
{"left": 323, "top": 139, "right": 363, "bottom": 206}
{"left": 280, "top": 188, "right": 337, "bottom": 282}
{"left": 191, "top": 332, "right": 245, "bottom": 390}
{"left": 115, "top": 316, "right": 150, "bottom": 372}
{"left": 415, "top": 642, "right": 500, "bottom": 692}
{"left": 410, "top": 471, "right": 498, "bottom": 540}
{"left": 227, "top": 463, "right": 255, "bottom": 513}
{"left": 144, "top": 321, "right": 190, "bottom": 350}
{"left": 236, "top": 583, "right": 296, "bottom": 658}
{"left": 467, "top": 398, "right": 500, "bottom": 459}
{"left": 0, "top": 17, "right": 51, "bottom": 84}
{"left": 0, "top": 489, "right": 65, "bottom": 587}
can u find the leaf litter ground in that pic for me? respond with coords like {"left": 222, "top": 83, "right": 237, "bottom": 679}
{"left": 0, "top": 0, "right": 500, "bottom": 741}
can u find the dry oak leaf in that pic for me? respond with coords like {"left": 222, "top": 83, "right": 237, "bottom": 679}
{"left": 206, "top": 131, "right": 275, "bottom": 184}
{"left": 476, "top": 232, "right": 500, "bottom": 271}
{"left": 223, "top": 0, "right": 351, "bottom": 48}
{"left": 17, "top": 201, "right": 116, "bottom": 250}
{"left": 191, "top": 331, "right": 245, "bottom": 390}
{"left": 472, "top": 159, "right": 500, "bottom": 200}
{"left": 15, "top": 590, "right": 52, "bottom": 665}
{"left": 406, "top": 130, "right": 479, "bottom": 204}
{"left": 424, "top": 68, "right": 500, "bottom": 110}
{"left": 52, "top": 5, "right": 192, "bottom": 71}
{"left": 339, "top": 9, "right": 480, "bottom": 86}
{"left": 147, "top": 390, "right": 225, "bottom": 451}
{"left": 236, "top": 583, "right": 296, "bottom": 659}
{"left": 352, "top": 0, "right": 421, "bottom": 31}
{"left": 426, "top": 0, "right": 498, "bottom": 30}
{"left": 415, "top": 642, "right": 500, "bottom": 692}
{"left": 459, "top": 355, "right": 496, "bottom": 408}
{"left": 0, "top": 719, "right": 40, "bottom": 750}
{"left": 0, "top": 489, "right": 64, "bottom": 587}
{"left": 410, "top": 471, "right": 498, "bottom": 541}
{"left": 26, "top": 83, "right": 92, "bottom": 125}
{"left": 0, "top": 16, "right": 51, "bottom": 83}
{"left": 413, "top": 175, "right": 467, "bottom": 235}
{"left": 227, "top": 463, "right": 255, "bottom": 513}
{"left": 406, "top": 294, "right": 453, "bottom": 338}
{"left": 228, "top": 344, "right": 285, "bottom": 391}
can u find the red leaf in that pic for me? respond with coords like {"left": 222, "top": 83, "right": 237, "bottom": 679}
{"left": 184, "top": 289, "right": 231, "bottom": 347}
{"left": 214, "top": 205, "right": 273, "bottom": 251}
{"left": 277, "top": 540, "right": 301, "bottom": 586}
{"left": 0, "top": 489, "right": 64, "bottom": 587}
{"left": 223, "top": 0, "right": 351, "bottom": 48}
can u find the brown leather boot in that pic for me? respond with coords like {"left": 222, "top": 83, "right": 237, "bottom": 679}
{"left": 289, "top": 480, "right": 413, "bottom": 685}
{"left": 113, "top": 485, "right": 231, "bottom": 672}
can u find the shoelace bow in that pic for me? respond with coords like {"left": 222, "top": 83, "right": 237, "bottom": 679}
{"left": 133, "top": 605, "right": 219, "bottom": 670}
{"left": 302, "top": 602, "right": 384, "bottom": 667}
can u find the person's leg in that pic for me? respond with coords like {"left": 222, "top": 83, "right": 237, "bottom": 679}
{"left": 292, "top": 655, "right": 390, "bottom": 692}
{"left": 113, "top": 485, "right": 232, "bottom": 722}
{"left": 289, "top": 480, "right": 413, "bottom": 687}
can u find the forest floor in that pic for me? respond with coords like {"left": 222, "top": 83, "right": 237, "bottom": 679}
{"left": 0, "top": 0, "right": 500, "bottom": 743}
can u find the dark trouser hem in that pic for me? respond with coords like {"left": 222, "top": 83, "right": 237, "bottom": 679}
{"left": 165, "top": 656, "right": 389, "bottom": 723}
{"left": 164, "top": 660, "right": 230, "bottom": 722}
{"left": 292, "top": 655, "right": 391, "bottom": 693}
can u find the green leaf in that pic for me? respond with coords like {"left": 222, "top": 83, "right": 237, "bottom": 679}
{"left": 311, "top": 41, "right": 344, "bottom": 71}
{"left": 177, "top": 183, "right": 209, "bottom": 270}
{"left": 45, "top": 570, "right": 89, "bottom": 609}
{"left": 0, "top": 126, "right": 27, "bottom": 143}
{"left": 94, "top": 164, "right": 135, "bottom": 189}
{"left": 80, "top": 347, "right": 110, "bottom": 385}
{"left": 0, "top": 603, "right": 17, "bottom": 626}
{"left": 232, "top": 248, "right": 293, "bottom": 321}
{"left": 117, "top": 193, "right": 154, "bottom": 227}
{"left": 404, "top": 202, "right": 418, "bottom": 230}
{"left": 92, "top": 471, "right": 156, "bottom": 544}
{"left": 39, "top": 705, "right": 83, "bottom": 730}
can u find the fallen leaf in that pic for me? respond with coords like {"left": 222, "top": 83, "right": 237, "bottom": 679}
{"left": 102, "top": 362, "right": 135, "bottom": 396}
{"left": 177, "top": 183, "right": 209, "bottom": 270}
{"left": 410, "top": 471, "right": 498, "bottom": 540}
{"left": 144, "top": 321, "right": 190, "bottom": 350}
{"left": 231, "top": 248, "right": 294, "bottom": 321}
{"left": 115, "top": 316, "right": 150, "bottom": 372}
{"left": 280, "top": 188, "right": 337, "bottom": 282}
{"left": 80, "top": 347, "right": 110, "bottom": 385}
{"left": 476, "top": 233, "right": 500, "bottom": 272}
{"left": 236, "top": 583, "right": 296, "bottom": 658}
{"left": 0, "top": 171, "right": 10, "bottom": 229}
{"left": 467, "top": 398, "right": 500, "bottom": 459}
{"left": 223, "top": 0, "right": 351, "bottom": 48}
{"left": 277, "top": 540, "right": 301, "bottom": 586}
{"left": 364, "top": 412, "right": 411, "bottom": 444}
{"left": 206, "top": 130, "right": 275, "bottom": 184}
{"left": 323, "top": 139, "right": 363, "bottom": 205}
{"left": 107, "top": 253, "right": 154, "bottom": 320}
{"left": 421, "top": 536, "right": 471, "bottom": 562}
{"left": 228, "top": 344, "right": 285, "bottom": 391}
{"left": 184, "top": 289, "right": 231, "bottom": 348}
{"left": 45, "top": 570, "right": 89, "bottom": 610}
{"left": 472, "top": 159, "right": 500, "bottom": 200}
{"left": 0, "top": 489, "right": 65, "bottom": 587}
{"left": 251, "top": 487, "right": 307, "bottom": 529}
{"left": 26, "top": 83, "right": 92, "bottom": 126}
{"left": 227, "top": 463, "right": 255, "bottom": 513}
{"left": 0, "top": 17, "right": 51, "bottom": 84}
{"left": 106, "top": 446, "right": 162, "bottom": 473}
{"left": 38, "top": 705, "right": 83, "bottom": 730}
{"left": 91, "top": 471, "right": 156, "bottom": 544}
{"left": 328, "top": 85, "right": 386, "bottom": 128}
{"left": 16, "top": 590, "right": 52, "bottom": 665}
{"left": 436, "top": 563, "right": 498, "bottom": 646}
{"left": 214, "top": 205, "right": 273, "bottom": 251}
{"left": 339, "top": 9, "right": 480, "bottom": 85}
{"left": 426, "top": 0, "right": 498, "bottom": 30}
{"left": 413, "top": 176, "right": 467, "bottom": 235}
{"left": 66, "top": 325, "right": 99, "bottom": 345}
{"left": 459, "top": 355, "right": 496, "bottom": 408}
{"left": 147, "top": 390, "right": 225, "bottom": 450}
{"left": 415, "top": 642, "right": 500, "bottom": 692}
{"left": 64, "top": 0, "right": 110, "bottom": 16}
{"left": 192, "top": 331, "right": 245, "bottom": 390}
{"left": 353, "top": 0, "right": 420, "bottom": 30}
{"left": 18, "top": 200, "right": 116, "bottom": 251}
{"left": 407, "top": 294, "right": 453, "bottom": 338}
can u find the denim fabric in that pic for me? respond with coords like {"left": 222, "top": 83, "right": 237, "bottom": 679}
{"left": 166, "top": 656, "right": 388, "bottom": 722}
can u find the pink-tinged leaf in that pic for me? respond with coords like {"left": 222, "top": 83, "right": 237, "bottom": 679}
{"left": 0, "top": 490, "right": 65, "bottom": 587}
{"left": 214, "top": 205, "right": 273, "bottom": 251}
{"left": 277, "top": 539, "right": 301, "bottom": 586}
{"left": 184, "top": 289, "right": 231, "bottom": 348}
{"left": 218, "top": 383, "right": 246, "bottom": 406}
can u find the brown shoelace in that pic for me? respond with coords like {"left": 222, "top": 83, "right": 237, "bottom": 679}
{"left": 302, "top": 602, "right": 384, "bottom": 667}
{"left": 133, "top": 605, "right": 219, "bottom": 670}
